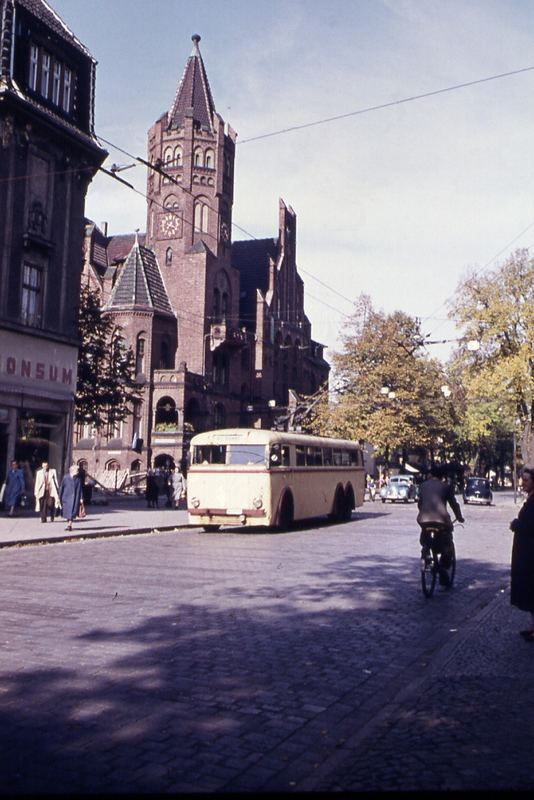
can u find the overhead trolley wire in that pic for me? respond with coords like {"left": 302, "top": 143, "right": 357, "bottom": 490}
{"left": 239, "top": 65, "right": 534, "bottom": 144}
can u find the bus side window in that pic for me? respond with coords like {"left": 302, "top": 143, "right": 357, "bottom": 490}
{"left": 323, "top": 448, "right": 332, "bottom": 466}
{"left": 313, "top": 447, "right": 323, "bottom": 466}
{"left": 270, "top": 444, "right": 289, "bottom": 467}
{"left": 349, "top": 449, "right": 359, "bottom": 465}
{"left": 341, "top": 450, "right": 351, "bottom": 466}
{"left": 333, "top": 450, "right": 342, "bottom": 466}
{"left": 296, "top": 446, "right": 306, "bottom": 466}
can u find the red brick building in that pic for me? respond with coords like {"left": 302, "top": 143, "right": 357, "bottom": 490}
{"left": 75, "top": 35, "right": 328, "bottom": 476}
{"left": 0, "top": 0, "right": 106, "bottom": 487}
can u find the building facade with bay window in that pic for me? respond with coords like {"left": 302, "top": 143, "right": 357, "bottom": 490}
{"left": 0, "top": 0, "right": 106, "bottom": 489}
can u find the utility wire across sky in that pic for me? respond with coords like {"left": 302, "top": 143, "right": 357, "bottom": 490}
{"left": 94, "top": 60, "right": 534, "bottom": 346}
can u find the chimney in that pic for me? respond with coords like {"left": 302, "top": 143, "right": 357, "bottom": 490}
{"left": 100, "top": 221, "right": 108, "bottom": 236}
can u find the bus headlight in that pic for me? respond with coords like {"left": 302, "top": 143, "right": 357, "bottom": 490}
{"left": 191, "top": 496, "right": 200, "bottom": 508}
{"left": 252, "top": 496, "right": 263, "bottom": 509}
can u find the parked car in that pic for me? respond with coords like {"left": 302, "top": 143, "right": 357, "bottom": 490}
{"left": 463, "top": 476, "right": 492, "bottom": 505}
{"left": 380, "top": 475, "right": 418, "bottom": 503}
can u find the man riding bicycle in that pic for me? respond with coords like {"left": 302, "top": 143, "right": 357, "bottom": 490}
{"left": 417, "top": 464, "right": 464, "bottom": 586}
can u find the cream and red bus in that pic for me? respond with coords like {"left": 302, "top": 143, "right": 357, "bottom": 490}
{"left": 186, "top": 428, "right": 365, "bottom": 531}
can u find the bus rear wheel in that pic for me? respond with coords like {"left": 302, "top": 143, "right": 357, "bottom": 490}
{"left": 202, "top": 524, "right": 220, "bottom": 532}
{"left": 343, "top": 489, "right": 354, "bottom": 521}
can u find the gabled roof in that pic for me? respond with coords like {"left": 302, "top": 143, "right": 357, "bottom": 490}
{"left": 14, "top": 0, "right": 94, "bottom": 59}
{"left": 168, "top": 34, "right": 216, "bottom": 131}
{"left": 105, "top": 237, "right": 174, "bottom": 316}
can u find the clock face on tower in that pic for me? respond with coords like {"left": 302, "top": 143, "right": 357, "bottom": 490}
{"left": 159, "top": 212, "right": 182, "bottom": 238}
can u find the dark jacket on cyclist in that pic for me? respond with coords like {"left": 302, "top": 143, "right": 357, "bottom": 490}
{"left": 417, "top": 472, "right": 464, "bottom": 531}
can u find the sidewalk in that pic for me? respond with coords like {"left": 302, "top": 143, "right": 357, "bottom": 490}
{"left": 0, "top": 494, "right": 190, "bottom": 548}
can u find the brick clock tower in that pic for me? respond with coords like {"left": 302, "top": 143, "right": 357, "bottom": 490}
{"left": 145, "top": 34, "right": 238, "bottom": 376}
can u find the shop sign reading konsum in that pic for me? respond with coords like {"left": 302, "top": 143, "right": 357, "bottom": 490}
{"left": 0, "top": 331, "right": 77, "bottom": 399}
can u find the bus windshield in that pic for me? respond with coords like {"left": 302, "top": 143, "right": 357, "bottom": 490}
{"left": 193, "top": 444, "right": 267, "bottom": 466}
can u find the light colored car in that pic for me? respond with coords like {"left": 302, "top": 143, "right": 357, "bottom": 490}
{"left": 380, "top": 475, "right": 418, "bottom": 503}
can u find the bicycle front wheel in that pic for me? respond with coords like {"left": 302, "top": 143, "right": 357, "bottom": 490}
{"left": 446, "top": 541, "right": 456, "bottom": 588}
{"left": 421, "top": 546, "right": 437, "bottom": 598}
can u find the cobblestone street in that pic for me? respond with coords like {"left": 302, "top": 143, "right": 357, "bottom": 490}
{"left": 0, "top": 495, "right": 530, "bottom": 793}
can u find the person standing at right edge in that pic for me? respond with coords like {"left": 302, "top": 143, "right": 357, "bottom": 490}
{"left": 510, "top": 466, "right": 534, "bottom": 640}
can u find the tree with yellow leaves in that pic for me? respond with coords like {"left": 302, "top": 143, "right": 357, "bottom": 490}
{"left": 449, "top": 249, "right": 534, "bottom": 466}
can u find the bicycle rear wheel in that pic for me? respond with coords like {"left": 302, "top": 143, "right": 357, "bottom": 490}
{"left": 439, "top": 541, "right": 456, "bottom": 589}
{"left": 421, "top": 545, "right": 437, "bottom": 598}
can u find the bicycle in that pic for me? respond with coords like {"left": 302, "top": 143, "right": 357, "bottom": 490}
{"left": 420, "top": 520, "right": 462, "bottom": 598}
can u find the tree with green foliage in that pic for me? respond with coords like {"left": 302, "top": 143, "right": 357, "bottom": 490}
{"left": 307, "top": 295, "right": 458, "bottom": 463}
{"left": 75, "top": 286, "right": 140, "bottom": 432}
{"left": 449, "top": 249, "right": 534, "bottom": 465}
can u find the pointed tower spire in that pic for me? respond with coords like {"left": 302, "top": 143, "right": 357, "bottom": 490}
{"left": 168, "top": 34, "right": 216, "bottom": 131}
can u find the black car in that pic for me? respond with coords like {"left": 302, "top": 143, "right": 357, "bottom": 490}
{"left": 463, "top": 477, "right": 492, "bottom": 506}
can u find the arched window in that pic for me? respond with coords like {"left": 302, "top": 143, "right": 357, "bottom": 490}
{"left": 163, "top": 146, "right": 173, "bottom": 166}
{"left": 205, "top": 149, "right": 214, "bottom": 168}
{"left": 173, "top": 145, "right": 183, "bottom": 166}
{"left": 194, "top": 147, "right": 203, "bottom": 167}
{"left": 165, "top": 247, "right": 172, "bottom": 266}
{"left": 135, "top": 334, "right": 146, "bottom": 375}
{"left": 155, "top": 396, "right": 178, "bottom": 430}
{"left": 106, "top": 459, "right": 121, "bottom": 471}
{"left": 213, "top": 271, "right": 231, "bottom": 323}
{"left": 194, "top": 200, "right": 209, "bottom": 233}
{"left": 131, "top": 459, "right": 141, "bottom": 472}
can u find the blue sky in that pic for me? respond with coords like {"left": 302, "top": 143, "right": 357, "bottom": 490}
{"left": 51, "top": 0, "right": 534, "bottom": 360}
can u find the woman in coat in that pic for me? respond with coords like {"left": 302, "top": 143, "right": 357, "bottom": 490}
{"left": 510, "top": 466, "right": 534, "bottom": 640}
{"left": 59, "top": 465, "right": 82, "bottom": 532}
{"left": 172, "top": 467, "right": 187, "bottom": 509}
{"left": 3, "top": 461, "right": 25, "bottom": 515}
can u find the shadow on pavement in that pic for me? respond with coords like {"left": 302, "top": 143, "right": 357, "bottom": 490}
{"left": 0, "top": 546, "right": 517, "bottom": 794}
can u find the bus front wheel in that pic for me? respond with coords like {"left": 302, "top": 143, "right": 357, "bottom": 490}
{"left": 278, "top": 494, "right": 294, "bottom": 531}
{"left": 202, "top": 524, "right": 221, "bottom": 532}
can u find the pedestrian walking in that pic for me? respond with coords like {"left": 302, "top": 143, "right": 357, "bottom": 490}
{"left": 145, "top": 470, "right": 159, "bottom": 508}
{"left": 510, "top": 466, "right": 534, "bottom": 641}
{"left": 1, "top": 460, "right": 25, "bottom": 515}
{"left": 59, "top": 465, "right": 83, "bottom": 532}
{"left": 34, "top": 461, "right": 60, "bottom": 523}
{"left": 76, "top": 464, "right": 87, "bottom": 519}
{"left": 171, "top": 466, "right": 187, "bottom": 509}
